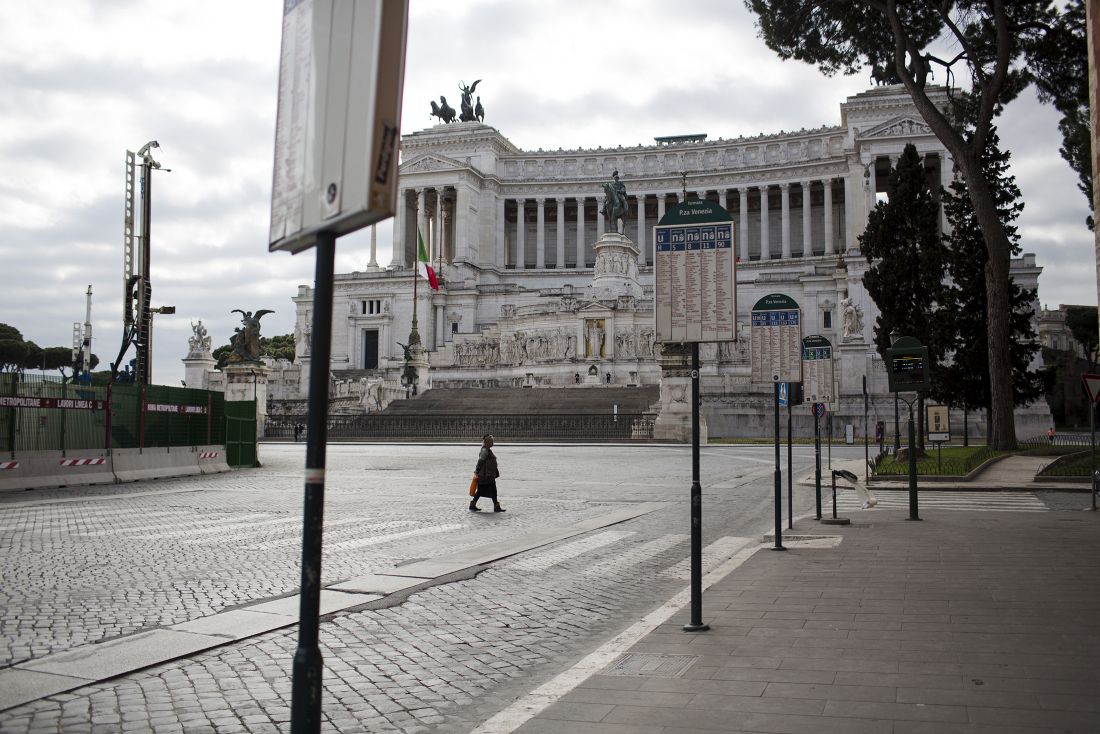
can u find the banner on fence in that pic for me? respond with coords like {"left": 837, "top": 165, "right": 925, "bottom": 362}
{"left": 0, "top": 396, "right": 105, "bottom": 410}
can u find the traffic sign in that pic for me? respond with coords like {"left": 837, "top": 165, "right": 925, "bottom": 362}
{"left": 813, "top": 402, "right": 826, "bottom": 418}
{"left": 1083, "top": 373, "right": 1100, "bottom": 404}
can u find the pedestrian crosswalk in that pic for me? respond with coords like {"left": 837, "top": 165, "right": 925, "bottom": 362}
{"left": 830, "top": 489, "right": 1048, "bottom": 513}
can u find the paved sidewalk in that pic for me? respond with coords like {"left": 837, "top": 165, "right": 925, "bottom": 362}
{"left": 514, "top": 507, "right": 1100, "bottom": 733}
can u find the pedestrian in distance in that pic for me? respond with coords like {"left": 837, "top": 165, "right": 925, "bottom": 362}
{"left": 1048, "top": 426, "right": 1055, "bottom": 445}
{"left": 470, "top": 433, "right": 505, "bottom": 512}
{"left": 294, "top": 423, "right": 303, "bottom": 443}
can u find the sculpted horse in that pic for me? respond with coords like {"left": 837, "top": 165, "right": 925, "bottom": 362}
{"left": 430, "top": 96, "right": 456, "bottom": 124}
{"left": 601, "top": 182, "right": 628, "bottom": 234}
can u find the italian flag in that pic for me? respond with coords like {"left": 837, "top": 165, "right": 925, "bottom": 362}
{"left": 417, "top": 228, "right": 439, "bottom": 290}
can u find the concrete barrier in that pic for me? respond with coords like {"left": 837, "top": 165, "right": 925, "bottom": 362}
{"left": 0, "top": 450, "right": 115, "bottom": 491}
{"left": 196, "top": 445, "right": 231, "bottom": 475}
{"left": 112, "top": 447, "right": 203, "bottom": 484}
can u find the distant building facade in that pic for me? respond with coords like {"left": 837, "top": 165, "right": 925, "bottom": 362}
{"left": 201, "top": 86, "right": 1052, "bottom": 438}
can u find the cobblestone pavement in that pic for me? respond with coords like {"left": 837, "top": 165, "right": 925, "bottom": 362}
{"left": 0, "top": 443, "right": 1079, "bottom": 733}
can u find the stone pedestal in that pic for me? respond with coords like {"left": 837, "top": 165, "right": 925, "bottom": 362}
{"left": 652, "top": 344, "right": 708, "bottom": 443}
{"left": 223, "top": 363, "right": 270, "bottom": 439}
{"left": 182, "top": 355, "right": 215, "bottom": 390}
{"left": 590, "top": 232, "right": 642, "bottom": 302}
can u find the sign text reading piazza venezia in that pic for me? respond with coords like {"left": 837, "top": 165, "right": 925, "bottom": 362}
{"left": 191, "top": 86, "right": 1051, "bottom": 438}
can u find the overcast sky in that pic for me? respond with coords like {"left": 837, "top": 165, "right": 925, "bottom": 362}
{"left": 0, "top": 0, "right": 1092, "bottom": 387}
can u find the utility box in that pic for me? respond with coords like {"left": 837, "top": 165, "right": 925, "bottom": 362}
{"left": 269, "top": 0, "right": 409, "bottom": 254}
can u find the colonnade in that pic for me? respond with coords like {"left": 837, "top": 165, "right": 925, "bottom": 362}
{"left": 389, "top": 154, "right": 947, "bottom": 272}
{"left": 494, "top": 179, "right": 846, "bottom": 270}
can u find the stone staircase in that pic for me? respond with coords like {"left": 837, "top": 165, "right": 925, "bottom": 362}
{"left": 381, "top": 386, "right": 660, "bottom": 416}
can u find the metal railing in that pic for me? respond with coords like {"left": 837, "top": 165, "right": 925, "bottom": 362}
{"left": 265, "top": 413, "right": 657, "bottom": 441}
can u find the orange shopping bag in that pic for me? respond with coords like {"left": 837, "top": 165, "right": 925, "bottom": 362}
{"left": 468, "top": 475, "right": 478, "bottom": 496}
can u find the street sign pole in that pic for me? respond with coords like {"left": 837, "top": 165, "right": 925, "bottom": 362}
{"left": 787, "top": 388, "right": 793, "bottom": 530}
{"left": 291, "top": 232, "right": 336, "bottom": 734}
{"left": 863, "top": 375, "right": 869, "bottom": 483}
{"left": 684, "top": 343, "right": 709, "bottom": 631}
{"left": 907, "top": 397, "right": 920, "bottom": 521}
{"left": 772, "top": 383, "right": 785, "bottom": 551}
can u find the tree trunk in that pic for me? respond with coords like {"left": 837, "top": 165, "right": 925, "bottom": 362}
{"left": 955, "top": 154, "right": 1018, "bottom": 451}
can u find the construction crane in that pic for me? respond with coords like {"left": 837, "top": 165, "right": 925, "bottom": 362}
{"left": 110, "top": 141, "right": 169, "bottom": 383}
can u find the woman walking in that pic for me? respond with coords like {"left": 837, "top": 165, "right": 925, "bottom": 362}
{"left": 470, "top": 434, "right": 505, "bottom": 512}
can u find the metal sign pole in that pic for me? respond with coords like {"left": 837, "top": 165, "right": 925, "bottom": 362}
{"left": 772, "top": 383, "right": 785, "bottom": 551}
{"left": 814, "top": 409, "right": 822, "bottom": 520}
{"left": 907, "top": 397, "right": 920, "bottom": 521}
{"left": 291, "top": 232, "right": 336, "bottom": 734}
{"left": 786, "top": 390, "right": 793, "bottom": 530}
{"left": 684, "top": 343, "right": 709, "bottom": 631}
{"left": 863, "top": 375, "right": 869, "bottom": 483}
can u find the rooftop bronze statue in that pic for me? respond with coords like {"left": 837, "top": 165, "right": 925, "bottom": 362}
{"left": 459, "top": 79, "right": 481, "bottom": 122}
{"left": 601, "top": 170, "right": 629, "bottom": 234}
{"left": 430, "top": 96, "right": 456, "bottom": 124}
{"left": 229, "top": 309, "right": 274, "bottom": 363}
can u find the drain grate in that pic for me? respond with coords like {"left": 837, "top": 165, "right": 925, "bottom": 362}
{"left": 601, "top": 652, "right": 698, "bottom": 678}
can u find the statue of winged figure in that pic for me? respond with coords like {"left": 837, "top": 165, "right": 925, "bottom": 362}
{"left": 459, "top": 79, "right": 481, "bottom": 122}
{"left": 230, "top": 309, "right": 274, "bottom": 362}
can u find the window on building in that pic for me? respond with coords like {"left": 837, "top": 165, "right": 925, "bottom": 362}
{"left": 451, "top": 322, "right": 459, "bottom": 334}
{"left": 362, "top": 299, "right": 382, "bottom": 315}
{"left": 823, "top": 310, "right": 832, "bottom": 329}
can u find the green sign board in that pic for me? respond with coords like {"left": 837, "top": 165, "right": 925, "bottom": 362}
{"left": 885, "top": 336, "right": 930, "bottom": 392}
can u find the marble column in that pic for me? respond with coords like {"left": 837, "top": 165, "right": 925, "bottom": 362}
{"left": 496, "top": 196, "right": 506, "bottom": 268}
{"left": 556, "top": 198, "right": 565, "bottom": 268}
{"left": 516, "top": 198, "right": 526, "bottom": 269}
{"left": 454, "top": 185, "right": 468, "bottom": 263}
{"left": 636, "top": 195, "right": 646, "bottom": 266}
{"left": 759, "top": 186, "right": 770, "bottom": 261}
{"left": 388, "top": 189, "right": 405, "bottom": 268}
{"left": 434, "top": 189, "right": 444, "bottom": 262}
{"left": 738, "top": 188, "right": 749, "bottom": 261}
{"left": 867, "top": 156, "right": 877, "bottom": 211}
{"left": 801, "top": 181, "right": 812, "bottom": 257}
{"left": 535, "top": 197, "right": 546, "bottom": 269}
{"left": 823, "top": 180, "right": 835, "bottom": 256}
{"left": 780, "top": 183, "right": 791, "bottom": 259}
{"left": 656, "top": 194, "right": 666, "bottom": 227}
{"left": 367, "top": 224, "right": 379, "bottom": 269}
{"left": 576, "top": 196, "right": 585, "bottom": 268}
{"left": 416, "top": 189, "right": 426, "bottom": 264}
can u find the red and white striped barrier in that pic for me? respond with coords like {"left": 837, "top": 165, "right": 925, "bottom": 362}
{"left": 199, "top": 451, "right": 219, "bottom": 459}
{"left": 0, "top": 461, "right": 18, "bottom": 470}
{"left": 59, "top": 458, "right": 106, "bottom": 467}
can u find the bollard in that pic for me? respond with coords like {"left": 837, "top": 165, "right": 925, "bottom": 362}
{"left": 821, "top": 469, "right": 852, "bottom": 526}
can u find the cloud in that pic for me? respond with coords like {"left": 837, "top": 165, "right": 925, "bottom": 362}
{"left": 0, "top": 0, "right": 1093, "bottom": 388}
